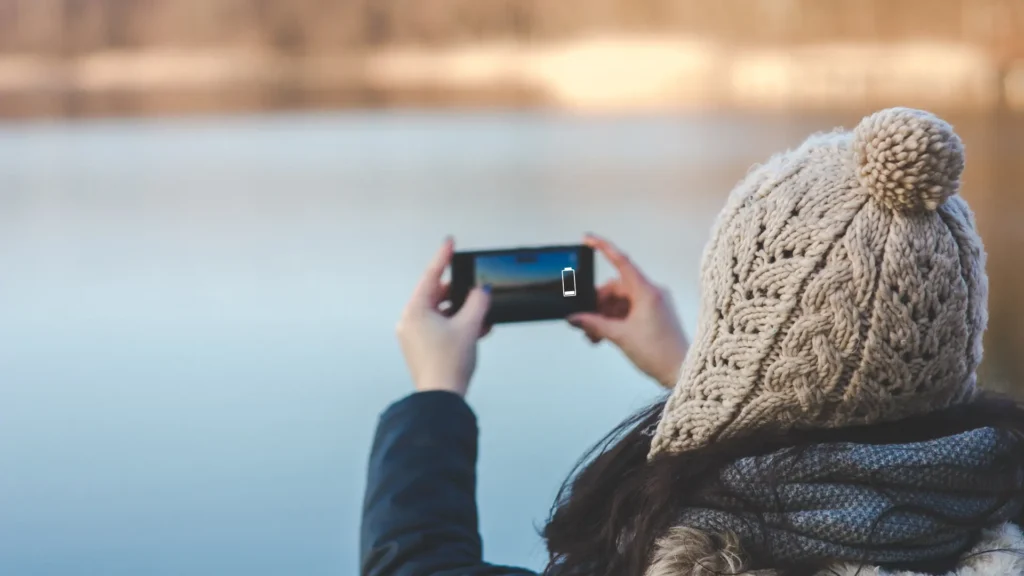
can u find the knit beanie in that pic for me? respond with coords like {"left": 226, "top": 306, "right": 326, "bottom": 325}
{"left": 649, "top": 108, "right": 988, "bottom": 458}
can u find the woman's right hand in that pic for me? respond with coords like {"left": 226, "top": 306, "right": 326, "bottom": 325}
{"left": 567, "top": 234, "right": 689, "bottom": 389}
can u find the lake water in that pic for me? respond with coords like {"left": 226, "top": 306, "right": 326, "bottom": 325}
{"left": 0, "top": 111, "right": 1019, "bottom": 575}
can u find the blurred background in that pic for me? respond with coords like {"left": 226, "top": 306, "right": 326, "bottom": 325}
{"left": 1, "top": 1, "right": 1022, "bottom": 575}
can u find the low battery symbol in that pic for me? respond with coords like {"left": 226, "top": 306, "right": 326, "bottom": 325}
{"left": 561, "top": 267, "right": 576, "bottom": 297}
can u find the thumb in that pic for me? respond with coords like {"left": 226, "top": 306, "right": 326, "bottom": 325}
{"left": 455, "top": 286, "right": 491, "bottom": 330}
{"left": 567, "top": 313, "right": 623, "bottom": 342}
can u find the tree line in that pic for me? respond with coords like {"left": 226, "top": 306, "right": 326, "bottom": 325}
{"left": 0, "top": 0, "right": 1020, "bottom": 60}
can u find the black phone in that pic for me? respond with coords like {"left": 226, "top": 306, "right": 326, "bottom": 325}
{"left": 450, "top": 244, "right": 596, "bottom": 324}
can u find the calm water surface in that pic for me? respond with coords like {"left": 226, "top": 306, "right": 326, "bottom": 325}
{"left": 0, "top": 112, "right": 1015, "bottom": 575}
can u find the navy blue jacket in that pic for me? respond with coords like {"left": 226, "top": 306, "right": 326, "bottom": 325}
{"left": 361, "top": 391, "right": 538, "bottom": 576}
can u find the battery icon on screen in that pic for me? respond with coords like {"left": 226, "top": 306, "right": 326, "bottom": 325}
{"left": 561, "top": 267, "right": 576, "bottom": 297}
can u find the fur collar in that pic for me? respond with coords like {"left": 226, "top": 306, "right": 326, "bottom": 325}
{"left": 645, "top": 523, "right": 1024, "bottom": 576}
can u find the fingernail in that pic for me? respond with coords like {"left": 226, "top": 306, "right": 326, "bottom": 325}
{"left": 482, "top": 284, "right": 492, "bottom": 294}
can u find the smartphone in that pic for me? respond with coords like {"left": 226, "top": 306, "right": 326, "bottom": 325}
{"left": 449, "top": 244, "right": 596, "bottom": 324}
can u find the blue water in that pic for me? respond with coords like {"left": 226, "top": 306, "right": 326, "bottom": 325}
{"left": 0, "top": 112, "right": 825, "bottom": 575}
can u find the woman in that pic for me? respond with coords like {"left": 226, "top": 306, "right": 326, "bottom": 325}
{"left": 361, "top": 108, "right": 1024, "bottom": 576}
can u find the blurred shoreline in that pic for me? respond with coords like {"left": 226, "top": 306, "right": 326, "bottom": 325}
{"left": 2, "top": 36, "right": 1024, "bottom": 119}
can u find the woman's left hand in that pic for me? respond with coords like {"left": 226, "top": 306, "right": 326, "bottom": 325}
{"left": 396, "top": 237, "right": 492, "bottom": 398}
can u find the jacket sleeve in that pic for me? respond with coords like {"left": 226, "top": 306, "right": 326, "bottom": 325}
{"left": 360, "top": 390, "right": 538, "bottom": 576}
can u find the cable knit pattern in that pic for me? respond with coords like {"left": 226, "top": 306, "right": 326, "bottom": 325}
{"left": 649, "top": 108, "right": 988, "bottom": 458}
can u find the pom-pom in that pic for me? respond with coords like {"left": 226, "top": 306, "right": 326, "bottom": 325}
{"left": 852, "top": 108, "right": 964, "bottom": 212}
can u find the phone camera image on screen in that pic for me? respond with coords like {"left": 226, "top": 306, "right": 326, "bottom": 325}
{"left": 472, "top": 249, "right": 580, "bottom": 321}
{"left": 450, "top": 244, "right": 594, "bottom": 323}
{"left": 474, "top": 250, "right": 575, "bottom": 295}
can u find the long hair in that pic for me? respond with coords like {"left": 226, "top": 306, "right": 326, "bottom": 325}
{"left": 541, "top": 393, "right": 1024, "bottom": 576}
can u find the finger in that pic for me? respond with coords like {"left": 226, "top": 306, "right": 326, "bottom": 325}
{"left": 455, "top": 286, "right": 491, "bottom": 332}
{"left": 570, "top": 318, "right": 609, "bottom": 344}
{"left": 595, "top": 278, "right": 628, "bottom": 299}
{"left": 596, "top": 281, "right": 632, "bottom": 319}
{"left": 436, "top": 282, "right": 451, "bottom": 308}
{"left": 567, "top": 312, "right": 624, "bottom": 343}
{"left": 600, "top": 297, "right": 631, "bottom": 320}
{"left": 480, "top": 323, "right": 493, "bottom": 338}
{"left": 584, "top": 233, "right": 651, "bottom": 291}
{"left": 567, "top": 314, "right": 604, "bottom": 343}
{"left": 411, "top": 237, "right": 454, "bottom": 308}
{"left": 439, "top": 300, "right": 455, "bottom": 318}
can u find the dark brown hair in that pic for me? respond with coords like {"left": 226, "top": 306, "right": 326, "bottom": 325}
{"left": 541, "top": 393, "right": 1024, "bottom": 576}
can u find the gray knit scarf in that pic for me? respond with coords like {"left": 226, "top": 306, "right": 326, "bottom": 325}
{"left": 678, "top": 427, "right": 1024, "bottom": 566}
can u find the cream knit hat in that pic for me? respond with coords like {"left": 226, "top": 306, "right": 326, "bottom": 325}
{"left": 649, "top": 108, "right": 988, "bottom": 458}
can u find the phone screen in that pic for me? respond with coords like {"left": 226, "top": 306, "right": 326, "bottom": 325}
{"left": 474, "top": 249, "right": 577, "bottom": 298}
{"left": 452, "top": 245, "right": 595, "bottom": 323}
